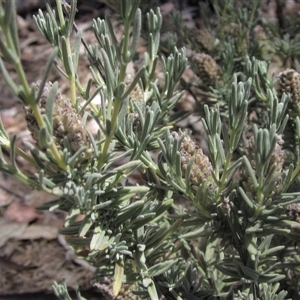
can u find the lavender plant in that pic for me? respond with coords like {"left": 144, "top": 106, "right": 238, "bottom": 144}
{"left": 1, "top": 0, "right": 300, "bottom": 299}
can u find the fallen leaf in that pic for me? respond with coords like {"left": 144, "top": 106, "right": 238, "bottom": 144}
{"left": 18, "top": 224, "right": 59, "bottom": 240}
{"left": 4, "top": 201, "right": 38, "bottom": 223}
{"left": 0, "top": 219, "right": 27, "bottom": 247}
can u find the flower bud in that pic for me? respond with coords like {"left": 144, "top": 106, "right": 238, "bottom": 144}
{"left": 189, "top": 28, "right": 216, "bottom": 53}
{"left": 277, "top": 69, "right": 300, "bottom": 116}
{"left": 124, "top": 73, "right": 144, "bottom": 103}
{"left": 243, "top": 135, "right": 285, "bottom": 196}
{"left": 192, "top": 53, "right": 221, "bottom": 87}
{"left": 286, "top": 203, "right": 300, "bottom": 223}
{"left": 180, "top": 134, "right": 213, "bottom": 186}
{"left": 24, "top": 81, "right": 92, "bottom": 164}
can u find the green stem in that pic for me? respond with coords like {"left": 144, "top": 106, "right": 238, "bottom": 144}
{"left": 64, "top": 39, "right": 77, "bottom": 107}
{"left": 55, "top": 0, "right": 66, "bottom": 33}
{"left": 119, "top": 19, "right": 131, "bottom": 82}
{"left": 3, "top": 11, "right": 67, "bottom": 171}
{"left": 215, "top": 152, "right": 232, "bottom": 201}
{"left": 3, "top": 24, "right": 31, "bottom": 99}
{"left": 144, "top": 57, "right": 155, "bottom": 94}
{"left": 56, "top": 0, "right": 77, "bottom": 107}
{"left": 69, "top": 74, "right": 77, "bottom": 107}
{"left": 31, "top": 104, "right": 67, "bottom": 170}
{"left": 98, "top": 99, "right": 122, "bottom": 168}
{"left": 98, "top": 14, "right": 134, "bottom": 168}
{"left": 14, "top": 148, "right": 39, "bottom": 168}
{"left": 256, "top": 174, "right": 264, "bottom": 204}
{"left": 290, "top": 162, "right": 300, "bottom": 187}
{"left": 3, "top": 165, "right": 50, "bottom": 192}
{"left": 14, "top": 171, "right": 41, "bottom": 190}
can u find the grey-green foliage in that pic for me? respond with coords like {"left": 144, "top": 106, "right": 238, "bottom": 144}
{"left": 170, "top": 0, "right": 263, "bottom": 123}
{"left": 1, "top": 0, "right": 300, "bottom": 299}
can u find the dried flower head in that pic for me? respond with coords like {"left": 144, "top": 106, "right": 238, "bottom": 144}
{"left": 277, "top": 69, "right": 300, "bottom": 149}
{"left": 124, "top": 73, "right": 144, "bottom": 103}
{"left": 224, "top": 23, "right": 249, "bottom": 54}
{"left": 243, "top": 135, "right": 285, "bottom": 196}
{"left": 277, "top": 69, "right": 300, "bottom": 115}
{"left": 179, "top": 134, "right": 213, "bottom": 187}
{"left": 192, "top": 53, "right": 221, "bottom": 87}
{"left": 24, "top": 81, "right": 92, "bottom": 163}
{"left": 124, "top": 74, "right": 144, "bottom": 133}
{"left": 286, "top": 203, "right": 300, "bottom": 223}
{"left": 188, "top": 28, "right": 216, "bottom": 53}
